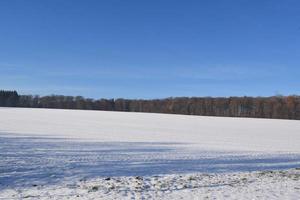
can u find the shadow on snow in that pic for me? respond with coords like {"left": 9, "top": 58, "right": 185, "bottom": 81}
{"left": 0, "top": 133, "right": 300, "bottom": 188}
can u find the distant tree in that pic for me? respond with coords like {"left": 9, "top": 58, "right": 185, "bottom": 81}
{"left": 0, "top": 90, "right": 19, "bottom": 107}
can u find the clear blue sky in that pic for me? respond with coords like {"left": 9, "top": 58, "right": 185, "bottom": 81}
{"left": 0, "top": 0, "right": 299, "bottom": 99}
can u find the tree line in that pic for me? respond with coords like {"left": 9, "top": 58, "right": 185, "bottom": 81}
{"left": 1, "top": 90, "right": 300, "bottom": 120}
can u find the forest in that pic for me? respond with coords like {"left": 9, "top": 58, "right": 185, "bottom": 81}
{"left": 1, "top": 90, "right": 300, "bottom": 120}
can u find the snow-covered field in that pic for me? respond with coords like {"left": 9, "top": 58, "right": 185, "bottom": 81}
{"left": 0, "top": 107, "right": 300, "bottom": 199}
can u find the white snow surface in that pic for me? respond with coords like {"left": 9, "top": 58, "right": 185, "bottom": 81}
{"left": 1, "top": 107, "right": 300, "bottom": 199}
{"left": 1, "top": 107, "right": 300, "bottom": 152}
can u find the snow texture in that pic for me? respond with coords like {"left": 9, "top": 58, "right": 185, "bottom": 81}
{"left": 0, "top": 108, "right": 300, "bottom": 199}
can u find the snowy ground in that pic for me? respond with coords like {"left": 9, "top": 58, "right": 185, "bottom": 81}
{"left": 0, "top": 108, "right": 300, "bottom": 199}
{"left": 1, "top": 168, "right": 300, "bottom": 200}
